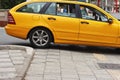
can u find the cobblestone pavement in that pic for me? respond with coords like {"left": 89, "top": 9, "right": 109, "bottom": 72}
{"left": 25, "top": 45, "right": 120, "bottom": 80}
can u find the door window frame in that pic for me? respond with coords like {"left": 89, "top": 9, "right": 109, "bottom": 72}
{"left": 42, "top": 2, "right": 78, "bottom": 18}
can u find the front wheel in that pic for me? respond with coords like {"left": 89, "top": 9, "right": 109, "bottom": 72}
{"left": 29, "top": 28, "right": 52, "bottom": 48}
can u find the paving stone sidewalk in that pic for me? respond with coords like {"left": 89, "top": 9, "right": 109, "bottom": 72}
{"left": 25, "top": 46, "right": 120, "bottom": 80}
{"left": 0, "top": 46, "right": 34, "bottom": 80}
{"left": 1, "top": 45, "right": 120, "bottom": 80}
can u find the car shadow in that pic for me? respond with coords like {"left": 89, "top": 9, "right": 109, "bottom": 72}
{"left": 49, "top": 44, "right": 120, "bottom": 55}
{"left": 12, "top": 42, "right": 120, "bottom": 55}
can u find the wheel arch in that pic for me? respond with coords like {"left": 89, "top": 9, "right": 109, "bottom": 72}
{"left": 27, "top": 26, "right": 54, "bottom": 42}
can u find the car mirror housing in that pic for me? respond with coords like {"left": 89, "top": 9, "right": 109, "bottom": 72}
{"left": 108, "top": 18, "right": 113, "bottom": 24}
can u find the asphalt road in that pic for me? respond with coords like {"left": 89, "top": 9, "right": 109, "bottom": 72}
{"left": 0, "top": 28, "right": 30, "bottom": 46}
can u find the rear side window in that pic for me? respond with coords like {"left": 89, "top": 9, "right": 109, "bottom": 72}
{"left": 17, "top": 2, "right": 46, "bottom": 13}
{"left": 57, "top": 3, "right": 76, "bottom": 17}
{"left": 45, "top": 3, "right": 76, "bottom": 18}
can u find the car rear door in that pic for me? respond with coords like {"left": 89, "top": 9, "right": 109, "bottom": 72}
{"left": 41, "top": 2, "right": 79, "bottom": 41}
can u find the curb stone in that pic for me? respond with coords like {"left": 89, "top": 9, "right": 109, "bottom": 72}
{"left": 0, "top": 45, "right": 35, "bottom": 80}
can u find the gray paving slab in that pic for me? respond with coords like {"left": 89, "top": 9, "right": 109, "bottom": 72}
{"left": 0, "top": 45, "right": 34, "bottom": 80}
{"left": 25, "top": 47, "right": 120, "bottom": 80}
{"left": 25, "top": 76, "right": 43, "bottom": 80}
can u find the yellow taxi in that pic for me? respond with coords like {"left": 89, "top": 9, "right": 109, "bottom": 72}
{"left": 5, "top": 0, "right": 120, "bottom": 48}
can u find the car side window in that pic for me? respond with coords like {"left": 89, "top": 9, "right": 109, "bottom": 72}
{"left": 45, "top": 3, "right": 76, "bottom": 17}
{"left": 80, "top": 5, "right": 108, "bottom": 22}
{"left": 17, "top": 3, "right": 46, "bottom": 13}
{"left": 57, "top": 3, "right": 76, "bottom": 17}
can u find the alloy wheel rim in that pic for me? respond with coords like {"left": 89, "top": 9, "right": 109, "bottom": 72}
{"left": 32, "top": 30, "right": 49, "bottom": 46}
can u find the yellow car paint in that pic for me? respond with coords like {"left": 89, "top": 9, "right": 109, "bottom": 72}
{"left": 5, "top": 0, "right": 120, "bottom": 48}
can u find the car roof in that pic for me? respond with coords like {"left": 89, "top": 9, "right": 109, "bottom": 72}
{"left": 27, "top": 0, "right": 99, "bottom": 10}
{"left": 28, "top": 0, "right": 91, "bottom": 6}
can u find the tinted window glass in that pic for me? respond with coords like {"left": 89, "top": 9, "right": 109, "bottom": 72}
{"left": 57, "top": 3, "right": 76, "bottom": 17}
{"left": 17, "top": 2, "right": 46, "bottom": 13}
{"left": 80, "top": 5, "right": 108, "bottom": 22}
{"left": 45, "top": 3, "right": 76, "bottom": 17}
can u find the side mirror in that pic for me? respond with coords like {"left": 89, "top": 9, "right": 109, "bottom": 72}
{"left": 108, "top": 18, "right": 113, "bottom": 24}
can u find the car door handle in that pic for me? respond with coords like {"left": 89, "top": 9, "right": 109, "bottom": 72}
{"left": 48, "top": 17, "right": 56, "bottom": 20}
{"left": 81, "top": 21, "right": 89, "bottom": 24}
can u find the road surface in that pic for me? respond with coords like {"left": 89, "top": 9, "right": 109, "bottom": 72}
{"left": 0, "top": 28, "right": 29, "bottom": 46}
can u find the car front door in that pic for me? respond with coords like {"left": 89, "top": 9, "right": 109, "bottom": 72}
{"left": 78, "top": 5, "right": 118, "bottom": 44}
{"left": 41, "top": 3, "right": 79, "bottom": 41}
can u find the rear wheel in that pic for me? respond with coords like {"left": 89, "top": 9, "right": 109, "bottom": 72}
{"left": 29, "top": 28, "right": 52, "bottom": 48}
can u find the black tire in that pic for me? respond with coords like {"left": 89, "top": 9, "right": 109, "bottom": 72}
{"left": 29, "top": 28, "right": 52, "bottom": 48}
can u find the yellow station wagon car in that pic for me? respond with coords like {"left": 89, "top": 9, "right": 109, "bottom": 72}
{"left": 5, "top": 0, "right": 120, "bottom": 48}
